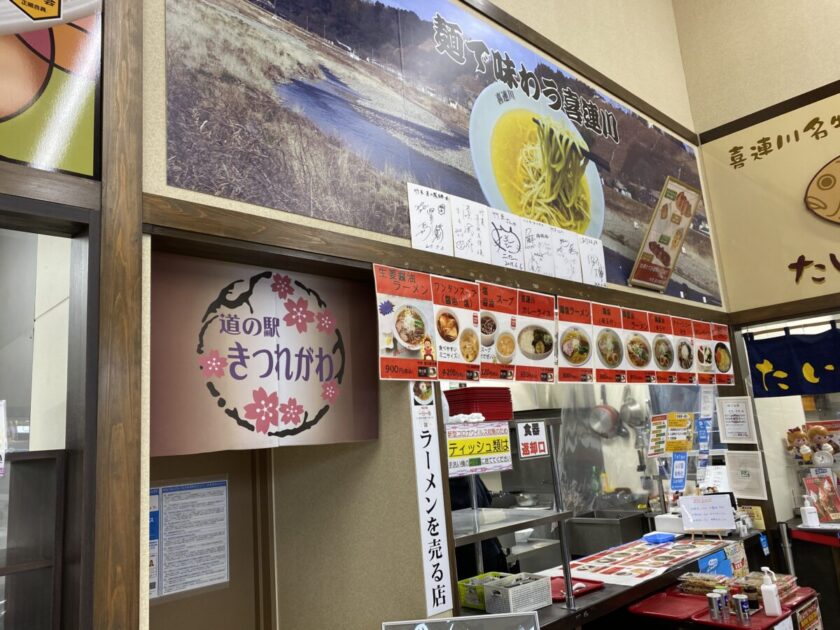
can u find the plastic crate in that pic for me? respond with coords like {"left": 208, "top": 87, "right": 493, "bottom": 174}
{"left": 484, "top": 573, "right": 552, "bottom": 614}
{"left": 457, "top": 572, "right": 510, "bottom": 610}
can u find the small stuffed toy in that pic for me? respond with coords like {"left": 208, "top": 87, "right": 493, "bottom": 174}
{"left": 787, "top": 427, "right": 812, "bottom": 462}
{"left": 807, "top": 425, "right": 839, "bottom": 455}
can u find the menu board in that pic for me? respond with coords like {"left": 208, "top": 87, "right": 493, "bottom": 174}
{"left": 374, "top": 264, "right": 437, "bottom": 380}
{"left": 692, "top": 320, "right": 715, "bottom": 385}
{"left": 431, "top": 276, "right": 480, "bottom": 382}
{"left": 592, "top": 303, "right": 626, "bottom": 383}
{"left": 647, "top": 414, "right": 667, "bottom": 457}
{"left": 712, "top": 324, "right": 735, "bottom": 385}
{"left": 621, "top": 308, "right": 655, "bottom": 384}
{"left": 672, "top": 317, "right": 697, "bottom": 384}
{"left": 649, "top": 313, "right": 677, "bottom": 384}
{"left": 515, "top": 290, "right": 556, "bottom": 383}
{"left": 556, "top": 298, "right": 594, "bottom": 383}
{"left": 478, "top": 282, "right": 518, "bottom": 382}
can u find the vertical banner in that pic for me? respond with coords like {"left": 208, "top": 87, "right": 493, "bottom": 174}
{"left": 514, "top": 290, "right": 556, "bottom": 383}
{"left": 431, "top": 276, "right": 480, "bottom": 382}
{"left": 621, "top": 308, "right": 655, "bottom": 384}
{"left": 672, "top": 317, "right": 697, "bottom": 384}
{"left": 556, "top": 298, "right": 594, "bottom": 383}
{"left": 670, "top": 451, "right": 688, "bottom": 492}
{"left": 478, "top": 282, "right": 518, "bottom": 381}
{"left": 696, "top": 417, "right": 711, "bottom": 484}
{"left": 592, "top": 303, "right": 626, "bottom": 383}
{"left": 692, "top": 320, "right": 715, "bottom": 385}
{"left": 409, "top": 383, "right": 453, "bottom": 616}
{"left": 712, "top": 324, "right": 734, "bottom": 385}
{"left": 374, "top": 264, "right": 437, "bottom": 380}
{"left": 649, "top": 313, "right": 677, "bottom": 384}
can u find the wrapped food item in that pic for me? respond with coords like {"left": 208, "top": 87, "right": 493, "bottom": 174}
{"left": 730, "top": 572, "right": 797, "bottom": 602}
{"left": 677, "top": 572, "right": 730, "bottom": 595}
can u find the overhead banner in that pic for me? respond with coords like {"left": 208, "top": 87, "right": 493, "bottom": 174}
{"left": 150, "top": 253, "right": 378, "bottom": 456}
{"left": 0, "top": 0, "right": 101, "bottom": 176}
{"left": 745, "top": 326, "right": 840, "bottom": 397}
{"left": 165, "top": 0, "right": 722, "bottom": 306}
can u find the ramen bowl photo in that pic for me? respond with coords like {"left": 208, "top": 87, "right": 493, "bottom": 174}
{"left": 560, "top": 326, "right": 591, "bottom": 366}
{"left": 392, "top": 304, "right": 428, "bottom": 352}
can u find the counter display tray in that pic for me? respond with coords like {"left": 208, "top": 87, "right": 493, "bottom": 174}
{"left": 550, "top": 577, "right": 603, "bottom": 602}
{"left": 690, "top": 607, "right": 792, "bottom": 629}
{"left": 628, "top": 589, "right": 707, "bottom": 621}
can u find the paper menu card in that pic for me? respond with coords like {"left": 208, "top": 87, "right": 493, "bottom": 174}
{"left": 579, "top": 235, "right": 607, "bottom": 287}
{"left": 621, "top": 308, "right": 656, "bottom": 384}
{"left": 515, "top": 289, "right": 556, "bottom": 383}
{"left": 407, "top": 183, "right": 453, "bottom": 256}
{"left": 552, "top": 227, "right": 582, "bottom": 283}
{"left": 478, "top": 282, "right": 517, "bottom": 382}
{"left": 712, "top": 323, "right": 735, "bottom": 385}
{"left": 648, "top": 313, "right": 677, "bottom": 384}
{"left": 431, "top": 275, "right": 480, "bottom": 382}
{"left": 556, "top": 297, "right": 594, "bottom": 383}
{"left": 692, "top": 320, "right": 715, "bottom": 385}
{"left": 522, "top": 219, "right": 555, "bottom": 277}
{"left": 488, "top": 209, "right": 525, "bottom": 271}
{"left": 591, "top": 303, "right": 626, "bottom": 383}
{"left": 672, "top": 317, "right": 698, "bottom": 384}
{"left": 374, "top": 264, "right": 437, "bottom": 381}
{"left": 450, "top": 195, "right": 492, "bottom": 265}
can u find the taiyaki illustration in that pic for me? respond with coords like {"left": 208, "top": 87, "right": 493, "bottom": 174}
{"left": 805, "top": 156, "right": 840, "bottom": 223}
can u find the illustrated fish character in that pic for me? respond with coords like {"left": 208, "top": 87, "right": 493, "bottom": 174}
{"left": 805, "top": 156, "right": 840, "bottom": 223}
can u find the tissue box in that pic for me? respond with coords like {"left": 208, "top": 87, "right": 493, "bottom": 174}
{"left": 457, "top": 572, "right": 510, "bottom": 610}
{"left": 484, "top": 573, "right": 552, "bottom": 614}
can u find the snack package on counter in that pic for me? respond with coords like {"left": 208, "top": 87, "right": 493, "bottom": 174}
{"left": 676, "top": 572, "right": 730, "bottom": 595}
{"left": 730, "top": 572, "right": 797, "bottom": 602}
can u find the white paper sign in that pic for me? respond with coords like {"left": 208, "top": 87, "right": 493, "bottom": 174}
{"left": 700, "top": 465, "right": 732, "bottom": 492}
{"left": 700, "top": 387, "right": 715, "bottom": 419}
{"left": 679, "top": 494, "right": 736, "bottom": 532}
{"left": 149, "top": 488, "right": 160, "bottom": 598}
{"left": 517, "top": 421, "right": 548, "bottom": 459}
{"left": 408, "top": 183, "right": 453, "bottom": 256}
{"left": 409, "top": 383, "right": 453, "bottom": 617}
{"left": 773, "top": 616, "right": 794, "bottom": 630}
{"left": 579, "top": 235, "right": 607, "bottom": 287}
{"left": 450, "top": 196, "right": 492, "bottom": 264}
{"left": 488, "top": 210, "right": 525, "bottom": 271}
{"left": 726, "top": 451, "right": 768, "bottom": 500}
{"left": 446, "top": 422, "right": 513, "bottom": 477}
{"left": 552, "top": 228, "right": 582, "bottom": 283}
{"left": 522, "top": 219, "right": 555, "bottom": 276}
{"left": 160, "top": 480, "right": 229, "bottom": 597}
{"left": 716, "top": 396, "right": 757, "bottom": 444}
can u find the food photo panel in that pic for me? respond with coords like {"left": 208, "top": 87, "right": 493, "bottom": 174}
{"left": 374, "top": 264, "right": 437, "bottom": 380}
{"left": 672, "top": 317, "right": 697, "bottom": 384}
{"left": 478, "top": 282, "right": 518, "bottom": 381}
{"left": 712, "top": 323, "right": 735, "bottom": 385}
{"left": 692, "top": 320, "right": 715, "bottom": 385}
{"left": 431, "top": 275, "right": 480, "bottom": 382}
{"left": 557, "top": 297, "right": 594, "bottom": 383}
{"left": 515, "top": 289, "right": 556, "bottom": 383}
{"left": 591, "top": 303, "right": 626, "bottom": 383}
{"left": 621, "top": 308, "right": 656, "bottom": 383}
{"left": 648, "top": 312, "right": 677, "bottom": 384}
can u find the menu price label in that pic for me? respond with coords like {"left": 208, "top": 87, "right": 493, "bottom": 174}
{"left": 622, "top": 308, "right": 655, "bottom": 384}
{"left": 592, "top": 303, "right": 625, "bottom": 383}
{"left": 431, "top": 276, "right": 480, "bottom": 382}
{"left": 557, "top": 297, "right": 594, "bottom": 383}
{"left": 693, "top": 320, "right": 715, "bottom": 385}
{"left": 672, "top": 317, "right": 697, "bottom": 384}
{"left": 649, "top": 313, "right": 677, "bottom": 384}
{"left": 478, "top": 282, "right": 517, "bottom": 382}
{"left": 514, "top": 290, "right": 556, "bottom": 383}
{"left": 374, "top": 264, "right": 437, "bottom": 381}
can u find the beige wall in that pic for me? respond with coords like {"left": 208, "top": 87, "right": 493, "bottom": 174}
{"left": 489, "top": 0, "right": 695, "bottom": 131}
{"left": 674, "top": 0, "right": 840, "bottom": 133}
{"left": 700, "top": 92, "right": 840, "bottom": 312}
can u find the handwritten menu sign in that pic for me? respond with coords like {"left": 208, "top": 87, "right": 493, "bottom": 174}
{"left": 522, "top": 219, "right": 555, "bottom": 277}
{"left": 557, "top": 298, "right": 594, "bottom": 383}
{"left": 679, "top": 494, "right": 736, "bottom": 533}
{"left": 478, "top": 282, "right": 517, "bottom": 381}
{"left": 693, "top": 321, "right": 715, "bottom": 385}
{"left": 407, "top": 183, "right": 453, "bottom": 256}
{"left": 629, "top": 176, "right": 702, "bottom": 292}
{"left": 374, "top": 264, "right": 437, "bottom": 380}
{"left": 488, "top": 209, "right": 525, "bottom": 271}
{"left": 592, "top": 303, "right": 625, "bottom": 383}
{"left": 579, "top": 235, "right": 607, "bottom": 287}
{"left": 431, "top": 276, "right": 480, "bottom": 382}
{"left": 515, "top": 290, "right": 556, "bottom": 383}
{"left": 712, "top": 324, "right": 735, "bottom": 385}
{"left": 622, "top": 308, "right": 655, "bottom": 384}
{"left": 450, "top": 195, "right": 491, "bottom": 265}
{"left": 649, "top": 313, "right": 677, "bottom": 384}
{"left": 552, "top": 227, "right": 583, "bottom": 283}
{"left": 672, "top": 317, "right": 697, "bottom": 384}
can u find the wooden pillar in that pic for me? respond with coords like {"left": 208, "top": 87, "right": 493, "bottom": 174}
{"left": 94, "top": 0, "right": 143, "bottom": 626}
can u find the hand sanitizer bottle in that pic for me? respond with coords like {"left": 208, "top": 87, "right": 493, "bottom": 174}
{"left": 801, "top": 495, "right": 821, "bottom": 527}
{"left": 760, "top": 567, "right": 782, "bottom": 617}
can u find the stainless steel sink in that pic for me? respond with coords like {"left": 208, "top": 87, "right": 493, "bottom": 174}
{"left": 566, "top": 509, "right": 647, "bottom": 557}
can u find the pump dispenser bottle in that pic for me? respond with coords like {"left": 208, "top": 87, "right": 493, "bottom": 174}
{"left": 801, "top": 494, "right": 820, "bottom": 527}
{"left": 760, "top": 567, "right": 782, "bottom": 617}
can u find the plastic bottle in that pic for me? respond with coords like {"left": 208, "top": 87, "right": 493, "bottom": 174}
{"left": 760, "top": 567, "right": 782, "bottom": 617}
{"left": 801, "top": 494, "right": 821, "bottom": 527}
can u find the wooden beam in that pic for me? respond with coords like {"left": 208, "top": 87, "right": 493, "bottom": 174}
{"left": 729, "top": 294, "right": 840, "bottom": 328}
{"left": 93, "top": 0, "right": 142, "bottom": 626}
{"left": 144, "top": 193, "right": 726, "bottom": 322}
{"left": 0, "top": 161, "right": 100, "bottom": 211}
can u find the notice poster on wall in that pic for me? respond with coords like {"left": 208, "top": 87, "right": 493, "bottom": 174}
{"left": 431, "top": 276, "right": 480, "bottom": 382}
{"left": 649, "top": 313, "right": 677, "bottom": 384}
{"left": 725, "top": 451, "right": 768, "bottom": 501}
{"left": 514, "top": 290, "right": 556, "bottom": 383}
{"left": 716, "top": 396, "right": 757, "bottom": 444}
{"left": 374, "top": 264, "right": 437, "bottom": 381}
{"left": 446, "top": 422, "right": 513, "bottom": 478}
{"left": 478, "top": 283, "right": 517, "bottom": 381}
{"left": 621, "top": 308, "right": 655, "bottom": 384}
{"left": 693, "top": 321, "right": 715, "bottom": 385}
{"left": 556, "top": 298, "right": 594, "bottom": 383}
{"left": 664, "top": 412, "right": 694, "bottom": 452}
{"left": 712, "top": 324, "right": 735, "bottom": 385}
{"left": 592, "top": 303, "right": 626, "bottom": 383}
{"left": 672, "top": 317, "right": 697, "bottom": 384}
{"left": 647, "top": 414, "right": 667, "bottom": 457}
{"left": 408, "top": 183, "right": 453, "bottom": 256}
